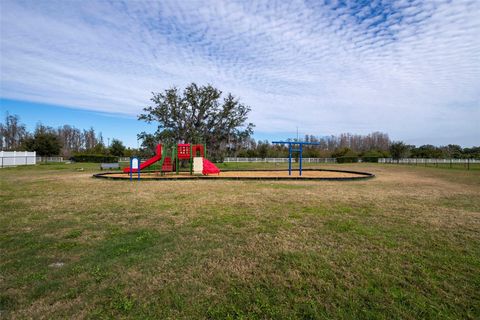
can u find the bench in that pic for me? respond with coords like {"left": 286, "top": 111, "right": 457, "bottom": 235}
{"left": 100, "top": 163, "right": 120, "bottom": 170}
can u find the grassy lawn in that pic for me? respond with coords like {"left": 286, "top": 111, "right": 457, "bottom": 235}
{"left": 1, "top": 162, "right": 479, "bottom": 319}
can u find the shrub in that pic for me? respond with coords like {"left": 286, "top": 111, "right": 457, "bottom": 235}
{"left": 361, "top": 156, "right": 379, "bottom": 163}
{"left": 356, "top": 150, "right": 390, "bottom": 162}
{"left": 334, "top": 148, "right": 359, "bottom": 163}
{"left": 336, "top": 156, "right": 359, "bottom": 163}
{"left": 71, "top": 154, "right": 118, "bottom": 163}
{"left": 332, "top": 147, "right": 357, "bottom": 158}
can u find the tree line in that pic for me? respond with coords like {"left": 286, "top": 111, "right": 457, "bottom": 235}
{"left": 1, "top": 112, "right": 479, "bottom": 160}
{"left": 234, "top": 132, "right": 391, "bottom": 159}
{"left": 0, "top": 113, "right": 130, "bottom": 157}
{"left": 227, "top": 137, "right": 480, "bottom": 159}
{"left": 388, "top": 141, "right": 479, "bottom": 160}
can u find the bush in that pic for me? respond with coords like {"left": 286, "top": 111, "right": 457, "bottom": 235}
{"left": 336, "top": 156, "right": 359, "bottom": 163}
{"left": 71, "top": 154, "right": 118, "bottom": 163}
{"left": 359, "top": 150, "right": 387, "bottom": 162}
{"left": 332, "top": 147, "right": 357, "bottom": 158}
{"left": 361, "top": 157, "right": 379, "bottom": 163}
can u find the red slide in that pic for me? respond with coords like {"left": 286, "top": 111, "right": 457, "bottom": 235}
{"left": 202, "top": 158, "right": 220, "bottom": 175}
{"left": 123, "top": 144, "right": 162, "bottom": 173}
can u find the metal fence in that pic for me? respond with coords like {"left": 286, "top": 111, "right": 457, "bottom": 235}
{"left": 223, "top": 157, "right": 337, "bottom": 163}
{"left": 0, "top": 151, "right": 36, "bottom": 167}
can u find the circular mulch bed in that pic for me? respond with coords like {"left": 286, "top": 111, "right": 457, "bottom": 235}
{"left": 93, "top": 169, "right": 374, "bottom": 181}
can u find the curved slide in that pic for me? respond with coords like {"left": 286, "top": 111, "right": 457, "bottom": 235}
{"left": 203, "top": 158, "right": 220, "bottom": 175}
{"left": 123, "top": 144, "right": 162, "bottom": 173}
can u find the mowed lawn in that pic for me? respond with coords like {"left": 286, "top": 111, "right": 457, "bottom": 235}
{"left": 1, "top": 163, "right": 479, "bottom": 319}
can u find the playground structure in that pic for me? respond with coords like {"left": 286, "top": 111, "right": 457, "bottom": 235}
{"left": 122, "top": 143, "right": 220, "bottom": 176}
{"left": 271, "top": 141, "right": 322, "bottom": 176}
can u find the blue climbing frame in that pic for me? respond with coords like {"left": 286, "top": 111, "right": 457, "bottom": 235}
{"left": 272, "top": 141, "right": 321, "bottom": 176}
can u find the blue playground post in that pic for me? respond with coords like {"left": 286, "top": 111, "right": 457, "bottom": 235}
{"left": 299, "top": 143, "right": 303, "bottom": 176}
{"left": 288, "top": 144, "right": 292, "bottom": 175}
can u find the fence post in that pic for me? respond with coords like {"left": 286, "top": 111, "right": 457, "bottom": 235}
{"left": 468, "top": 158, "right": 470, "bottom": 170}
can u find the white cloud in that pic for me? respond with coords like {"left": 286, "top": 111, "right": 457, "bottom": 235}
{"left": 1, "top": 0, "right": 479, "bottom": 145}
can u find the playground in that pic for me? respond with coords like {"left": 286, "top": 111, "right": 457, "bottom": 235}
{"left": 95, "top": 141, "right": 374, "bottom": 181}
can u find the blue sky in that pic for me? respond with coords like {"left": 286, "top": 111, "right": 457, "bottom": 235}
{"left": 1, "top": 0, "right": 479, "bottom": 147}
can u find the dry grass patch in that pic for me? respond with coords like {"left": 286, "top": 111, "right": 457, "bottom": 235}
{"left": 1, "top": 162, "right": 479, "bottom": 319}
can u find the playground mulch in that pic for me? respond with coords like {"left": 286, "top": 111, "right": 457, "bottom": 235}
{"left": 94, "top": 169, "right": 373, "bottom": 180}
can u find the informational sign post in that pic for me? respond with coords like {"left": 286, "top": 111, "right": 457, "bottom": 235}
{"left": 130, "top": 156, "right": 140, "bottom": 181}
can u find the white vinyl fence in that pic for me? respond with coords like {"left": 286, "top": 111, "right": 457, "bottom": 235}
{"left": 36, "top": 156, "right": 64, "bottom": 163}
{"left": 0, "top": 151, "right": 36, "bottom": 167}
{"left": 379, "top": 158, "right": 480, "bottom": 164}
{"left": 223, "top": 157, "right": 337, "bottom": 163}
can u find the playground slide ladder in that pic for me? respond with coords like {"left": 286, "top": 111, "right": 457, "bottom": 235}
{"left": 161, "top": 156, "right": 174, "bottom": 172}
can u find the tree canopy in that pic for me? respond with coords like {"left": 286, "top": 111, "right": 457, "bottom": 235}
{"left": 0, "top": 113, "right": 27, "bottom": 150}
{"left": 138, "top": 83, "right": 254, "bottom": 160}
{"left": 23, "top": 124, "right": 61, "bottom": 156}
{"left": 389, "top": 141, "right": 410, "bottom": 160}
{"left": 109, "top": 139, "right": 126, "bottom": 156}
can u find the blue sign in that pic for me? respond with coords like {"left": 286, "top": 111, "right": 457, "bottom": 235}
{"left": 130, "top": 156, "right": 141, "bottom": 181}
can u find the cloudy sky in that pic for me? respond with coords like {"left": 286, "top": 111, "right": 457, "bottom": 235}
{"left": 1, "top": 0, "right": 479, "bottom": 146}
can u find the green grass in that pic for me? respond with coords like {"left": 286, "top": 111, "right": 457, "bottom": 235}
{"left": 0, "top": 162, "right": 479, "bottom": 319}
